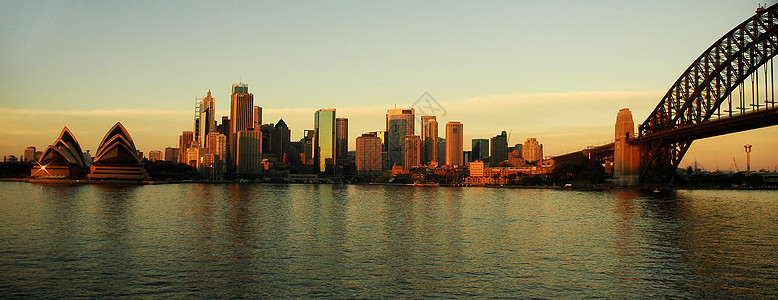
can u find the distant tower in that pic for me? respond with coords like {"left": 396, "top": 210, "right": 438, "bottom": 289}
{"left": 230, "top": 83, "right": 254, "bottom": 172}
{"left": 404, "top": 135, "right": 421, "bottom": 170}
{"left": 420, "top": 116, "right": 438, "bottom": 165}
{"left": 232, "top": 82, "right": 249, "bottom": 95}
{"left": 314, "top": 109, "right": 337, "bottom": 173}
{"left": 386, "top": 108, "right": 415, "bottom": 168}
{"left": 490, "top": 131, "right": 508, "bottom": 166}
{"left": 613, "top": 108, "right": 641, "bottom": 185}
{"left": 24, "top": 146, "right": 36, "bottom": 163}
{"left": 193, "top": 97, "right": 202, "bottom": 142}
{"left": 744, "top": 144, "right": 752, "bottom": 173}
{"left": 445, "top": 122, "right": 463, "bottom": 167}
{"left": 522, "top": 138, "right": 543, "bottom": 163}
{"left": 336, "top": 118, "right": 349, "bottom": 164}
{"left": 236, "top": 130, "right": 262, "bottom": 177}
{"left": 253, "top": 106, "right": 262, "bottom": 130}
{"left": 199, "top": 90, "right": 216, "bottom": 143}
{"left": 471, "top": 139, "right": 489, "bottom": 162}
{"left": 356, "top": 133, "right": 382, "bottom": 176}
{"left": 179, "top": 131, "right": 193, "bottom": 164}
{"left": 273, "top": 119, "right": 291, "bottom": 163}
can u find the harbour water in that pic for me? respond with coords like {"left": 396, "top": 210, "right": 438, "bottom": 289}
{"left": 0, "top": 182, "right": 776, "bottom": 298}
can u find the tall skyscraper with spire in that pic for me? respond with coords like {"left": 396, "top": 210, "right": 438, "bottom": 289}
{"left": 199, "top": 90, "right": 216, "bottom": 143}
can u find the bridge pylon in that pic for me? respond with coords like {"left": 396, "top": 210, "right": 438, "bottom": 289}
{"left": 613, "top": 108, "right": 642, "bottom": 186}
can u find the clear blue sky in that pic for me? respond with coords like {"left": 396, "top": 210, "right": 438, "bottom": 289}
{"left": 1, "top": 0, "right": 776, "bottom": 170}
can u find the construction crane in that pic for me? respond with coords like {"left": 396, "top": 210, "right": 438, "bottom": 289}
{"left": 733, "top": 157, "right": 740, "bottom": 172}
{"left": 692, "top": 159, "right": 706, "bottom": 172}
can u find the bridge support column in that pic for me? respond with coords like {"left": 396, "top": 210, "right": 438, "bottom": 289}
{"left": 613, "top": 108, "right": 641, "bottom": 186}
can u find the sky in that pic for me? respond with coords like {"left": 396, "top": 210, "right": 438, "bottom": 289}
{"left": 1, "top": 0, "right": 777, "bottom": 171}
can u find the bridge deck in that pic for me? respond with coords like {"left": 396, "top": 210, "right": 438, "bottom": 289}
{"left": 630, "top": 107, "right": 778, "bottom": 144}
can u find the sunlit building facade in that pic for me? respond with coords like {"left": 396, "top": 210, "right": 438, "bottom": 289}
{"left": 148, "top": 150, "right": 162, "bottom": 162}
{"left": 178, "top": 131, "right": 193, "bottom": 165}
{"left": 336, "top": 117, "right": 348, "bottom": 164}
{"left": 230, "top": 83, "right": 254, "bottom": 172}
{"left": 446, "top": 122, "right": 463, "bottom": 167}
{"left": 356, "top": 133, "right": 382, "bottom": 176}
{"left": 314, "top": 109, "right": 336, "bottom": 173}
{"left": 24, "top": 146, "right": 36, "bottom": 163}
{"left": 386, "top": 108, "right": 414, "bottom": 168}
{"left": 522, "top": 137, "right": 543, "bottom": 163}
{"left": 421, "top": 116, "right": 438, "bottom": 165}
{"left": 404, "top": 134, "right": 421, "bottom": 170}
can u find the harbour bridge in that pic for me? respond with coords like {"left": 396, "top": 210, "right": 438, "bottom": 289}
{"left": 553, "top": 4, "right": 778, "bottom": 185}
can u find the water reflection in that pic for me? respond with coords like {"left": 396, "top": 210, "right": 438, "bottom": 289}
{"left": 0, "top": 182, "right": 776, "bottom": 298}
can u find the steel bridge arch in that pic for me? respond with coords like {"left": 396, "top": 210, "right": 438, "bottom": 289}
{"left": 634, "top": 4, "right": 778, "bottom": 183}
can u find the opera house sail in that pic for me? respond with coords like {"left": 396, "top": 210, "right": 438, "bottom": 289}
{"left": 30, "top": 127, "right": 89, "bottom": 179}
{"left": 87, "top": 122, "right": 150, "bottom": 181}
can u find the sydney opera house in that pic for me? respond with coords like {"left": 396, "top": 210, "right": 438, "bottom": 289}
{"left": 30, "top": 122, "right": 149, "bottom": 181}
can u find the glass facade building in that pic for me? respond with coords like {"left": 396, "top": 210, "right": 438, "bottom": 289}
{"left": 314, "top": 109, "right": 336, "bottom": 173}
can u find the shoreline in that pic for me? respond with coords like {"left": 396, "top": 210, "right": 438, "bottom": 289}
{"left": 7, "top": 177, "right": 775, "bottom": 191}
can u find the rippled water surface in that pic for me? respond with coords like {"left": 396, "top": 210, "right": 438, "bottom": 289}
{"left": 1, "top": 182, "right": 776, "bottom": 298}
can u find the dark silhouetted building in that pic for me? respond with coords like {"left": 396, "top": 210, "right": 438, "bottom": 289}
{"left": 472, "top": 138, "right": 489, "bottom": 162}
{"left": 490, "top": 131, "right": 508, "bottom": 166}
{"left": 421, "top": 116, "right": 438, "bottom": 165}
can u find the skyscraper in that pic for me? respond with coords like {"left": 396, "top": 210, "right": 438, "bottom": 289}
{"left": 522, "top": 137, "right": 543, "bottom": 163}
{"left": 438, "top": 138, "right": 446, "bottom": 165}
{"left": 179, "top": 131, "right": 193, "bottom": 165}
{"left": 314, "top": 109, "right": 336, "bottom": 173}
{"left": 148, "top": 150, "right": 162, "bottom": 162}
{"left": 386, "top": 108, "right": 414, "bottom": 168}
{"left": 253, "top": 106, "right": 262, "bottom": 130}
{"left": 336, "top": 117, "right": 348, "bottom": 164}
{"left": 206, "top": 132, "right": 227, "bottom": 159}
{"left": 420, "top": 116, "right": 438, "bottom": 165}
{"left": 199, "top": 90, "right": 216, "bottom": 143}
{"left": 232, "top": 82, "right": 248, "bottom": 95}
{"left": 471, "top": 138, "right": 489, "bottom": 162}
{"left": 490, "top": 131, "right": 508, "bottom": 166}
{"left": 270, "top": 119, "right": 292, "bottom": 162}
{"left": 24, "top": 146, "right": 36, "bottom": 163}
{"left": 356, "top": 133, "right": 382, "bottom": 176}
{"left": 404, "top": 135, "right": 421, "bottom": 170}
{"left": 446, "top": 122, "right": 463, "bottom": 167}
{"left": 230, "top": 83, "right": 254, "bottom": 172}
{"left": 193, "top": 99, "right": 201, "bottom": 143}
{"left": 164, "top": 147, "right": 179, "bottom": 164}
{"left": 236, "top": 130, "right": 262, "bottom": 176}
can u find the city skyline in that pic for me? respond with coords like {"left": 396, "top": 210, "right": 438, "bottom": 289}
{"left": 2, "top": 1, "right": 778, "bottom": 170}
